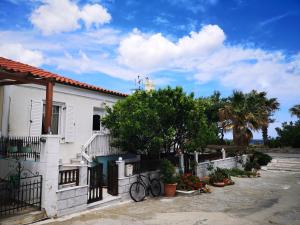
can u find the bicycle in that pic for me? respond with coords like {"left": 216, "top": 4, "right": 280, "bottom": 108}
{"left": 129, "top": 173, "right": 161, "bottom": 202}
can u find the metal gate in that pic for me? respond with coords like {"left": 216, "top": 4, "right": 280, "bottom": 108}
{"left": 0, "top": 174, "right": 42, "bottom": 217}
{"left": 107, "top": 161, "right": 118, "bottom": 196}
{"left": 87, "top": 164, "right": 103, "bottom": 204}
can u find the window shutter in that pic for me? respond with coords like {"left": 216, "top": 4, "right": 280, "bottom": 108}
{"left": 29, "top": 100, "right": 43, "bottom": 136}
{"left": 65, "top": 104, "right": 76, "bottom": 142}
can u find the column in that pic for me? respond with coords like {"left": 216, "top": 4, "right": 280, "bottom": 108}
{"left": 116, "top": 157, "right": 125, "bottom": 179}
{"left": 179, "top": 153, "right": 184, "bottom": 174}
{"left": 40, "top": 135, "right": 60, "bottom": 217}
{"left": 221, "top": 148, "right": 226, "bottom": 159}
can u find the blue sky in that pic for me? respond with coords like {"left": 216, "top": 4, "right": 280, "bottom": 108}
{"left": 0, "top": 0, "right": 300, "bottom": 138}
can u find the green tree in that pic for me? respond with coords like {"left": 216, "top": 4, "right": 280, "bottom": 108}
{"left": 275, "top": 121, "right": 300, "bottom": 147}
{"left": 289, "top": 104, "right": 300, "bottom": 119}
{"left": 101, "top": 87, "right": 216, "bottom": 156}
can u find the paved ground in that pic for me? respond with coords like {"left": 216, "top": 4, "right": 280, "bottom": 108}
{"left": 38, "top": 171, "right": 300, "bottom": 225}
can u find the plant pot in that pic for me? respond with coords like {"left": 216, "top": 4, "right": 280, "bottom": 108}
{"left": 213, "top": 182, "right": 225, "bottom": 187}
{"left": 164, "top": 183, "right": 177, "bottom": 197}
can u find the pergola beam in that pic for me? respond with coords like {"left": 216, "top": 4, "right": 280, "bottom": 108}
{"left": 0, "top": 71, "right": 49, "bottom": 86}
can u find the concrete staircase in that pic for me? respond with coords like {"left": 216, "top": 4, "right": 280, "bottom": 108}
{"left": 264, "top": 154, "right": 300, "bottom": 172}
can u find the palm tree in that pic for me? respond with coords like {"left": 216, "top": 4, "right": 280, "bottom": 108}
{"left": 219, "top": 91, "right": 262, "bottom": 146}
{"left": 219, "top": 90, "right": 279, "bottom": 146}
{"left": 259, "top": 96, "right": 280, "bottom": 146}
{"left": 289, "top": 104, "right": 300, "bottom": 119}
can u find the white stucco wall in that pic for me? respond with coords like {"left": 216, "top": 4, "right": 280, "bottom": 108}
{"left": 3, "top": 84, "right": 123, "bottom": 163}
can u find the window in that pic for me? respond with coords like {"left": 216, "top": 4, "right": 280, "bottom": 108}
{"left": 93, "top": 115, "right": 101, "bottom": 131}
{"left": 42, "top": 104, "right": 61, "bottom": 135}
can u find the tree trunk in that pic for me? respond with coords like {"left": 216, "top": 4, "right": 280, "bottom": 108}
{"left": 262, "top": 125, "right": 268, "bottom": 146}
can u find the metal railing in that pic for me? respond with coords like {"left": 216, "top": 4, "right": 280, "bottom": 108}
{"left": 0, "top": 175, "right": 42, "bottom": 217}
{"left": 82, "top": 133, "right": 121, "bottom": 158}
{"left": 0, "top": 136, "right": 41, "bottom": 161}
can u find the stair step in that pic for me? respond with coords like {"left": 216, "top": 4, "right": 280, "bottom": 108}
{"left": 87, "top": 196, "right": 122, "bottom": 210}
{"left": 0, "top": 209, "right": 47, "bottom": 225}
{"left": 267, "top": 167, "right": 300, "bottom": 172}
{"left": 76, "top": 153, "right": 82, "bottom": 159}
{"left": 71, "top": 158, "right": 81, "bottom": 164}
{"left": 267, "top": 163, "right": 300, "bottom": 168}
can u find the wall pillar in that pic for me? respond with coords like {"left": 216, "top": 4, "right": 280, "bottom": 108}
{"left": 116, "top": 157, "right": 125, "bottom": 179}
{"left": 221, "top": 148, "right": 226, "bottom": 159}
{"left": 1, "top": 86, "right": 12, "bottom": 136}
{"left": 179, "top": 153, "right": 184, "bottom": 174}
{"left": 40, "top": 135, "right": 60, "bottom": 218}
{"left": 79, "top": 164, "right": 88, "bottom": 186}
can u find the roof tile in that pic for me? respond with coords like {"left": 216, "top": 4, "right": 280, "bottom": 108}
{"left": 0, "top": 57, "right": 127, "bottom": 97}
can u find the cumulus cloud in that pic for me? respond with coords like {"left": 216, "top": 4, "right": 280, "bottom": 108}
{"left": 118, "top": 25, "right": 225, "bottom": 71}
{"left": 30, "top": 0, "right": 111, "bottom": 35}
{"left": 0, "top": 43, "right": 44, "bottom": 66}
{"left": 118, "top": 24, "right": 300, "bottom": 99}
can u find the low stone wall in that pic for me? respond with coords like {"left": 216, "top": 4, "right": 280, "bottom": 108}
{"left": 118, "top": 170, "right": 161, "bottom": 199}
{"left": 195, "top": 155, "right": 247, "bottom": 178}
{"left": 56, "top": 185, "right": 88, "bottom": 217}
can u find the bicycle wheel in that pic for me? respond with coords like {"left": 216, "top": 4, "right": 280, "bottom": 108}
{"left": 130, "top": 182, "right": 146, "bottom": 202}
{"left": 150, "top": 178, "right": 161, "bottom": 197}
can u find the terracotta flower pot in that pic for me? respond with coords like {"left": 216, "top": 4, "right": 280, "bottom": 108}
{"left": 213, "top": 182, "right": 225, "bottom": 187}
{"left": 164, "top": 183, "right": 177, "bottom": 197}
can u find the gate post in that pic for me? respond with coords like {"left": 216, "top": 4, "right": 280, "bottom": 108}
{"left": 40, "top": 135, "right": 60, "bottom": 217}
{"left": 79, "top": 164, "right": 88, "bottom": 186}
{"left": 116, "top": 157, "right": 125, "bottom": 179}
{"left": 179, "top": 153, "right": 184, "bottom": 174}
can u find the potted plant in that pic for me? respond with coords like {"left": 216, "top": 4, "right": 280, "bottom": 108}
{"left": 160, "top": 159, "right": 177, "bottom": 197}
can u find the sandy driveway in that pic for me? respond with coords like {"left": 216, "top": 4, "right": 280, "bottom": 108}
{"left": 36, "top": 171, "right": 300, "bottom": 225}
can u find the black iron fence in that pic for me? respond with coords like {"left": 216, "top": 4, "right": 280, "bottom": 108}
{"left": 0, "top": 175, "right": 42, "bottom": 217}
{"left": 59, "top": 169, "right": 79, "bottom": 186}
{"left": 0, "top": 136, "right": 41, "bottom": 161}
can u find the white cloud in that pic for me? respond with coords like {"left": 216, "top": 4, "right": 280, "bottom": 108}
{"left": 80, "top": 4, "right": 111, "bottom": 29}
{"left": 50, "top": 51, "right": 136, "bottom": 81}
{"left": 118, "top": 25, "right": 225, "bottom": 71}
{"left": 0, "top": 43, "right": 44, "bottom": 66}
{"left": 30, "top": 0, "right": 111, "bottom": 35}
{"left": 118, "top": 24, "right": 300, "bottom": 99}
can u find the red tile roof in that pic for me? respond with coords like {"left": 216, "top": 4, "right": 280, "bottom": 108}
{"left": 0, "top": 57, "right": 127, "bottom": 97}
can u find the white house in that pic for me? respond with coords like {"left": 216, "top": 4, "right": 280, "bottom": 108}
{"left": 0, "top": 57, "right": 128, "bottom": 220}
{"left": 0, "top": 56, "right": 126, "bottom": 164}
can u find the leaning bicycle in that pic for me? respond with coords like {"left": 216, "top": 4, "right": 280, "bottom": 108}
{"left": 129, "top": 173, "right": 161, "bottom": 202}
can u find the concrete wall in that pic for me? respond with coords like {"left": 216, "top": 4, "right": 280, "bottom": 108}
{"left": 118, "top": 170, "right": 161, "bottom": 199}
{"left": 56, "top": 185, "right": 88, "bottom": 217}
{"left": 2, "top": 84, "right": 123, "bottom": 163}
{"left": 195, "top": 155, "right": 247, "bottom": 178}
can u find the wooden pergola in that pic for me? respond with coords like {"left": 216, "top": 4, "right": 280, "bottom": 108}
{"left": 0, "top": 69, "right": 54, "bottom": 134}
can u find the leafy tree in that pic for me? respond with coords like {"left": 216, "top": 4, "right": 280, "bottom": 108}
{"left": 289, "top": 104, "right": 300, "bottom": 119}
{"left": 101, "top": 87, "right": 216, "bottom": 156}
{"left": 275, "top": 121, "right": 300, "bottom": 148}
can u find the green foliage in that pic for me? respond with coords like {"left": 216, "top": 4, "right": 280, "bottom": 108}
{"left": 160, "top": 159, "right": 177, "bottom": 184}
{"left": 101, "top": 87, "right": 217, "bottom": 155}
{"left": 224, "top": 168, "right": 255, "bottom": 177}
{"left": 254, "top": 151, "right": 272, "bottom": 166}
{"left": 268, "top": 137, "right": 281, "bottom": 148}
{"left": 244, "top": 151, "right": 272, "bottom": 171}
{"left": 275, "top": 121, "right": 300, "bottom": 148}
{"left": 219, "top": 90, "right": 279, "bottom": 146}
{"left": 209, "top": 167, "right": 230, "bottom": 183}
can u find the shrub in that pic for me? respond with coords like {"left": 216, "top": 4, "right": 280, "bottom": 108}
{"left": 209, "top": 167, "right": 230, "bottom": 184}
{"left": 160, "top": 159, "right": 177, "bottom": 184}
{"left": 177, "top": 173, "right": 206, "bottom": 191}
{"left": 253, "top": 151, "right": 272, "bottom": 166}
